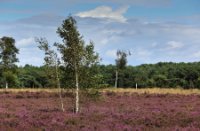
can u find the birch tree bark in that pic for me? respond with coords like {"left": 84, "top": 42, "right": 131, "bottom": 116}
{"left": 55, "top": 60, "right": 65, "bottom": 112}
{"left": 75, "top": 64, "right": 79, "bottom": 113}
{"left": 115, "top": 70, "right": 118, "bottom": 88}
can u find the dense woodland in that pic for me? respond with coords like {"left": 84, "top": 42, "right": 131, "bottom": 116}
{"left": 0, "top": 62, "right": 200, "bottom": 89}
{"left": 1, "top": 16, "right": 200, "bottom": 89}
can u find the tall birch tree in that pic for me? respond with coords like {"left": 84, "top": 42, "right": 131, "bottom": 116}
{"left": 56, "top": 16, "right": 84, "bottom": 113}
{"left": 56, "top": 16, "right": 99, "bottom": 113}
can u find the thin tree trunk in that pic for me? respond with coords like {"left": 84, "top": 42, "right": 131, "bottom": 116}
{"left": 75, "top": 64, "right": 79, "bottom": 113}
{"left": 136, "top": 83, "right": 138, "bottom": 90}
{"left": 115, "top": 70, "right": 118, "bottom": 88}
{"left": 6, "top": 82, "right": 8, "bottom": 89}
{"left": 55, "top": 62, "right": 65, "bottom": 112}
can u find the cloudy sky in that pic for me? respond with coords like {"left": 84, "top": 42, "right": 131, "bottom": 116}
{"left": 0, "top": 0, "right": 200, "bottom": 66}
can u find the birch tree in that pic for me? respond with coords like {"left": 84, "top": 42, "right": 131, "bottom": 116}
{"left": 0, "top": 37, "right": 19, "bottom": 89}
{"left": 56, "top": 16, "right": 99, "bottom": 113}
{"left": 80, "top": 41, "right": 100, "bottom": 88}
{"left": 36, "top": 37, "right": 65, "bottom": 112}
{"left": 115, "top": 50, "right": 131, "bottom": 88}
{"left": 56, "top": 16, "right": 84, "bottom": 113}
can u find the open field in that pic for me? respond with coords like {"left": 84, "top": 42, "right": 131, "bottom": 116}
{"left": 1, "top": 88, "right": 200, "bottom": 130}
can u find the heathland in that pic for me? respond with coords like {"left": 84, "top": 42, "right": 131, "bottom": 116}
{"left": 1, "top": 88, "right": 200, "bottom": 130}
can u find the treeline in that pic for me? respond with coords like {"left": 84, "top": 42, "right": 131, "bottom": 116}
{"left": 107, "top": 62, "right": 200, "bottom": 89}
{"left": 1, "top": 62, "right": 200, "bottom": 89}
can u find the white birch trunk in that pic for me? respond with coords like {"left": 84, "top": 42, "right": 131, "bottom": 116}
{"left": 55, "top": 62, "right": 65, "bottom": 112}
{"left": 136, "top": 83, "right": 138, "bottom": 90}
{"left": 115, "top": 70, "right": 118, "bottom": 88}
{"left": 75, "top": 64, "right": 79, "bottom": 113}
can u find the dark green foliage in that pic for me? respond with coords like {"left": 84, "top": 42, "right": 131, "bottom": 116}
{"left": 2, "top": 59, "right": 200, "bottom": 89}
{"left": 56, "top": 16, "right": 85, "bottom": 70}
{"left": 35, "top": 37, "right": 60, "bottom": 88}
{"left": 0, "top": 37, "right": 19, "bottom": 67}
{"left": 82, "top": 89, "right": 102, "bottom": 101}
{"left": 1, "top": 71, "right": 20, "bottom": 87}
{"left": 116, "top": 50, "right": 129, "bottom": 70}
{"left": 55, "top": 16, "right": 87, "bottom": 89}
{"left": 0, "top": 36, "right": 19, "bottom": 88}
{"left": 56, "top": 16, "right": 100, "bottom": 89}
{"left": 17, "top": 65, "right": 47, "bottom": 88}
{"left": 79, "top": 42, "right": 101, "bottom": 88}
{"left": 97, "top": 62, "right": 200, "bottom": 88}
{"left": 115, "top": 50, "right": 131, "bottom": 87}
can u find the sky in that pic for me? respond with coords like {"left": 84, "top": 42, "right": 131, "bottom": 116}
{"left": 0, "top": 0, "right": 200, "bottom": 66}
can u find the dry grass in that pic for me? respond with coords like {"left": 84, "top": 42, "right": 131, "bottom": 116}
{"left": 102, "top": 88, "right": 200, "bottom": 95}
{"left": 1, "top": 87, "right": 200, "bottom": 95}
{"left": 0, "top": 88, "right": 60, "bottom": 93}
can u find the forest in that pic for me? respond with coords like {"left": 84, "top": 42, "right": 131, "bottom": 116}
{"left": 1, "top": 62, "right": 200, "bottom": 89}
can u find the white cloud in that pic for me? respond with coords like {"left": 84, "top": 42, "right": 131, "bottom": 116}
{"left": 127, "top": 48, "right": 153, "bottom": 64}
{"left": 76, "top": 6, "right": 129, "bottom": 23}
{"left": 193, "top": 51, "right": 200, "bottom": 58}
{"left": 105, "top": 49, "right": 117, "bottom": 58}
{"left": 166, "top": 41, "right": 184, "bottom": 49}
{"left": 16, "top": 37, "right": 34, "bottom": 48}
{"left": 135, "top": 48, "right": 152, "bottom": 57}
{"left": 100, "top": 38, "right": 109, "bottom": 45}
{"left": 17, "top": 47, "right": 43, "bottom": 66}
{"left": 18, "top": 56, "right": 43, "bottom": 66}
{"left": 99, "top": 0, "right": 170, "bottom": 6}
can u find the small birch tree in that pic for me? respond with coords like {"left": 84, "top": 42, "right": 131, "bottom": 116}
{"left": 115, "top": 50, "right": 131, "bottom": 88}
{"left": 36, "top": 37, "right": 65, "bottom": 112}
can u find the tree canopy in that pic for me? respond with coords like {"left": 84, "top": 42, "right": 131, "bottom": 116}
{"left": 0, "top": 36, "right": 19, "bottom": 88}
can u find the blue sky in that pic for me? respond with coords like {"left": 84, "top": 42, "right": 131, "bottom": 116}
{"left": 0, "top": 0, "right": 200, "bottom": 66}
